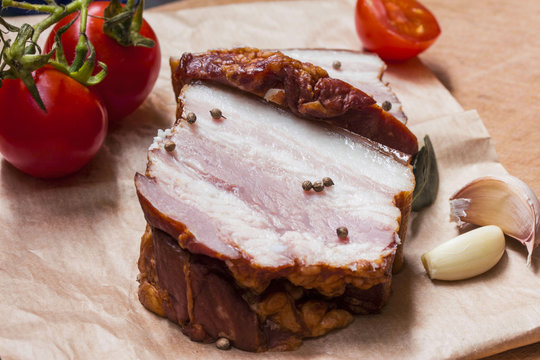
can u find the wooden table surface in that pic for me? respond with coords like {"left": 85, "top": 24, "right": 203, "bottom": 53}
{"left": 150, "top": 0, "right": 540, "bottom": 358}
{"left": 420, "top": 0, "right": 540, "bottom": 199}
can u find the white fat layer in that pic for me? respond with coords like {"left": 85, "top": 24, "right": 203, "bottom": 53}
{"left": 148, "top": 84, "right": 414, "bottom": 268}
{"left": 282, "top": 49, "right": 406, "bottom": 124}
{"left": 149, "top": 128, "right": 174, "bottom": 150}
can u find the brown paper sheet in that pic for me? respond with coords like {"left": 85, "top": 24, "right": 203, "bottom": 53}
{"left": 1, "top": 1, "right": 539, "bottom": 359}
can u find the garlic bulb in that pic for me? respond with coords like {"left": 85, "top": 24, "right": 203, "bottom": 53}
{"left": 449, "top": 175, "right": 540, "bottom": 265}
{"left": 421, "top": 225, "right": 505, "bottom": 281}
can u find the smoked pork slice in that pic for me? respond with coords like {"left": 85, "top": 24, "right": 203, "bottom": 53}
{"left": 281, "top": 49, "right": 407, "bottom": 124}
{"left": 170, "top": 48, "right": 418, "bottom": 155}
{"left": 136, "top": 54, "right": 415, "bottom": 349}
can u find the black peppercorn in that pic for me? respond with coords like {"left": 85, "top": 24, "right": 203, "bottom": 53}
{"left": 164, "top": 141, "right": 176, "bottom": 152}
{"left": 337, "top": 227, "right": 348, "bottom": 239}
{"left": 186, "top": 112, "right": 197, "bottom": 124}
{"left": 313, "top": 181, "right": 324, "bottom": 192}
{"left": 210, "top": 108, "right": 225, "bottom": 119}
{"left": 381, "top": 101, "right": 392, "bottom": 111}
{"left": 322, "top": 177, "right": 334, "bottom": 187}
{"left": 302, "top": 180, "right": 313, "bottom": 191}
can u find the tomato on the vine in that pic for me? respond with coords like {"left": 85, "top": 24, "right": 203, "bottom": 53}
{"left": 44, "top": 1, "right": 161, "bottom": 121}
{"left": 355, "top": 0, "right": 441, "bottom": 61}
{"left": 0, "top": 67, "right": 107, "bottom": 178}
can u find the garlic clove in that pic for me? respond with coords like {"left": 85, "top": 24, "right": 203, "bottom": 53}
{"left": 421, "top": 225, "right": 505, "bottom": 281}
{"left": 449, "top": 175, "right": 540, "bottom": 265}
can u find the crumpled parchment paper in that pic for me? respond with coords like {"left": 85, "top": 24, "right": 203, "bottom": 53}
{"left": 1, "top": 1, "right": 538, "bottom": 359}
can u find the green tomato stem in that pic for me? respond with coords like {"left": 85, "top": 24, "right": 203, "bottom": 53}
{"left": 1, "top": 0, "right": 89, "bottom": 45}
{"left": 28, "top": 0, "right": 83, "bottom": 44}
{"left": 131, "top": 0, "right": 144, "bottom": 33}
{"left": 125, "top": 0, "right": 135, "bottom": 10}
{"left": 78, "top": 0, "right": 91, "bottom": 33}
{"left": 70, "top": 0, "right": 91, "bottom": 72}
{"left": 1, "top": 0, "right": 57, "bottom": 13}
{"left": 1, "top": 0, "right": 149, "bottom": 110}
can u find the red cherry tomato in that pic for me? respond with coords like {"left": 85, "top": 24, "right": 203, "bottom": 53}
{"left": 355, "top": 0, "right": 441, "bottom": 61}
{"left": 45, "top": 1, "right": 161, "bottom": 121}
{"left": 0, "top": 67, "right": 108, "bottom": 178}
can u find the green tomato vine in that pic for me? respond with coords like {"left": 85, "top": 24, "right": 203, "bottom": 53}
{"left": 0, "top": 0, "right": 154, "bottom": 110}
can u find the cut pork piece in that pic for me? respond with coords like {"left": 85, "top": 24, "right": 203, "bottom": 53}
{"left": 171, "top": 48, "right": 418, "bottom": 155}
{"left": 136, "top": 48, "right": 416, "bottom": 352}
{"left": 282, "top": 49, "right": 407, "bottom": 124}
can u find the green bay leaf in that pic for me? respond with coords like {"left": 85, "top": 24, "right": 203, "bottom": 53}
{"left": 412, "top": 135, "right": 439, "bottom": 211}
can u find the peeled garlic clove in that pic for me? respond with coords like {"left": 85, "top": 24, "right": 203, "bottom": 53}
{"left": 421, "top": 225, "right": 505, "bottom": 281}
{"left": 449, "top": 175, "right": 540, "bottom": 265}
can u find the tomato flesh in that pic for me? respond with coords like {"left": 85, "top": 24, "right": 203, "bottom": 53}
{"left": 44, "top": 2, "right": 161, "bottom": 121}
{"left": 0, "top": 68, "right": 108, "bottom": 178}
{"left": 355, "top": 0, "right": 441, "bottom": 61}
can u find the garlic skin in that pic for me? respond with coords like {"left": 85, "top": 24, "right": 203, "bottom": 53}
{"left": 449, "top": 175, "right": 540, "bottom": 265}
{"left": 421, "top": 225, "right": 505, "bottom": 281}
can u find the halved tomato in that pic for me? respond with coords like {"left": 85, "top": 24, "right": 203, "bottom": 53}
{"left": 355, "top": 0, "right": 441, "bottom": 61}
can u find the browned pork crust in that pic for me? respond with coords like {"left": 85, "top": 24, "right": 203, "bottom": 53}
{"left": 138, "top": 226, "right": 402, "bottom": 352}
